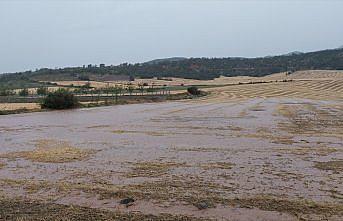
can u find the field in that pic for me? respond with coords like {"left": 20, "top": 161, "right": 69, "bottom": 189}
{"left": 0, "top": 70, "right": 342, "bottom": 220}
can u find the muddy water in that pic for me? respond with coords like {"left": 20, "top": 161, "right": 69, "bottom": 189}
{"left": 0, "top": 98, "right": 342, "bottom": 220}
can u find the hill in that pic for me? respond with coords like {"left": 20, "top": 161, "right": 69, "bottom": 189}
{"left": 0, "top": 48, "right": 342, "bottom": 89}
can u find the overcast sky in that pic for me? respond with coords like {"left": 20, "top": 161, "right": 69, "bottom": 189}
{"left": 0, "top": 0, "right": 342, "bottom": 73}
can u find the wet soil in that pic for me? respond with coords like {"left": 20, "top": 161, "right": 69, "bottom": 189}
{"left": 0, "top": 96, "right": 342, "bottom": 220}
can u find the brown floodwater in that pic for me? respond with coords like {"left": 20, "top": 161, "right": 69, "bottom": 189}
{"left": 0, "top": 97, "right": 342, "bottom": 220}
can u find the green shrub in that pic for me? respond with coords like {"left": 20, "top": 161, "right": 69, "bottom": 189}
{"left": 41, "top": 89, "right": 79, "bottom": 109}
{"left": 18, "top": 88, "right": 29, "bottom": 96}
{"left": 187, "top": 86, "right": 201, "bottom": 95}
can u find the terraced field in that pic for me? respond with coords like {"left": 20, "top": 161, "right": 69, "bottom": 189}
{"left": 0, "top": 71, "right": 342, "bottom": 221}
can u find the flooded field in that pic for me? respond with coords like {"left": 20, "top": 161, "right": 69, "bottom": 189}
{"left": 0, "top": 78, "right": 343, "bottom": 220}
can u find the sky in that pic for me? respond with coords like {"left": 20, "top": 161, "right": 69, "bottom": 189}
{"left": 0, "top": 0, "right": 342, "bottom": 74}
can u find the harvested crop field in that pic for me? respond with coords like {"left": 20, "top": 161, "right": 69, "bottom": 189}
{"left": 0, "top": 71, "right": 342, "bottom": 220}
{"left": 0, "top": 103, "right": 40, "bottom": 111}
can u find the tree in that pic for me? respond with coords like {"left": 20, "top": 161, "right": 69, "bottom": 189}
{"left": 41, "top": 89, "right": 79, "bottom": 109}
{"left": 187, "top": 86, "right": 201, "bottom": 95}
{"left": 126, "top": 84, "right": 134, "bottom": 95}
{"left": 138, "top": 83, "right": 145, "bottom": 95}
{"left": 111, "top": 85, "right": 122, "bottom": 103}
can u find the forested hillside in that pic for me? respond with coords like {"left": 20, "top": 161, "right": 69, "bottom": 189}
{"left": 1, "top": 48, "right": 342, "bottom": 89}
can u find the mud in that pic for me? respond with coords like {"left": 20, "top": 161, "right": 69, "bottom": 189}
{"left": 0, "top": 91, "right": 342, "bottom": 220}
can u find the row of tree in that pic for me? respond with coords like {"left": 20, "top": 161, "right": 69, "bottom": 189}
{"left": 0, "top": 84, "right": 170, "bottom": 97}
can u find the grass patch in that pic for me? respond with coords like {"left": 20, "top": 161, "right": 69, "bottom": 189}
{"left": 314, "top": 160, "right": 343, "bottom": 172}
{"left": 0, "top": 139, "right": 96, "bottom": 163}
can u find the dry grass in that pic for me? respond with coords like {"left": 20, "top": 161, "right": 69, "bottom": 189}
{"left": 0, "top": 139, "right": 96, "bottom": 163}
{"left": 172, "top": 146, "right": 231, "bottom": 153}
{"left": 200, "top": 162, "right": 234, "bottom": 170}
{"left": 276, "top": 146, "right": 338, "bottom": 156}
{"left": 2, "top": 177, "right": 343, "bottom": 217}
{"left": 0, "top": 162, "right": 6, "bottom": 169}
{"left": 276, "top": 103, "right": 343, "bottom": 137}
{"left": 204, "top": 78, "right": 343, "bottom": 102}
{"left": 236, "top": 127, "right": 295, "bottom": 145}
{"left": 1, "top": 179, "right": 50, "bottom": 194}
{"left": 125, "top": 161, "right": 188, "bottom": 178}
{"left": 112, "top": 130, "right": 167, "bottom": 136}
{"left": 0, "top": 103, "right": 40, "bottom": 111}
{"left": 0, "top": 198, "right": 212, "bottom": 221}
{"left": 86, "top": 124, "right": 111, "bottom": 129}
{"left": 314, "top": 161, "right": 343, "bottom": 172}
{"left": 229, "top": 196, "right": 343, "bottom": 217}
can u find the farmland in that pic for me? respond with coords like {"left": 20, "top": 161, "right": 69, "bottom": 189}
{"left": 0, "top": 70, "right": 342, "bottom": 220}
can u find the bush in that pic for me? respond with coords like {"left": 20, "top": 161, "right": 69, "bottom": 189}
{"left": 187, "top": 86, "right": 201, "bottom": 95}
{"left": 41, "top": 89, "right": 79, "bottom": 109}
{"left": 19, "top": 88, "right": 29, "bottom": 96}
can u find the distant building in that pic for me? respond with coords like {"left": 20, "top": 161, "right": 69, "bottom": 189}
{"left": 100, "top": 64, "right": 105, "bottom": 68}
